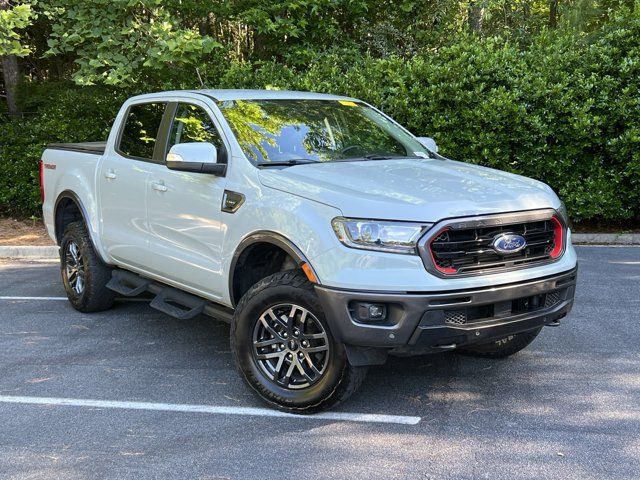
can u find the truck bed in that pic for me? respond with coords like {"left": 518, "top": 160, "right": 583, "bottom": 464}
{"left": 48, "top": 141, "right": 106, "bottom": 155}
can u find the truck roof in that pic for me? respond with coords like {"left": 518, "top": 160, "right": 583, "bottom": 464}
{"left": 130, "top": 89, "right": 358, "bottom": 103}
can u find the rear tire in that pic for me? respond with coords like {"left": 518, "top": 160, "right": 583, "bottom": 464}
{"left": 60, "top": 221, "right": 115, "bottom": 313}
{"left": 231, "top": 270, "right": 367, "bottom": 413}
{"left": 459, "top": 327, "right": 542, "bottom": 359}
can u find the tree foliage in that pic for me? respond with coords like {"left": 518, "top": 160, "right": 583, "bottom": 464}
{"left": 0, "top": 1, "right": 33, "bottom": 57}
{"left": 0, "top": 0, "right": 639, "bottom": 223}
{"left": 41, "top": 0, "right": 221, "bottom": 85}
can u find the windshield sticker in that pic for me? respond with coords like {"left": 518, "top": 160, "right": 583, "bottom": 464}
{"left": 338, "top": 100, "right": 358, "bottom": 107}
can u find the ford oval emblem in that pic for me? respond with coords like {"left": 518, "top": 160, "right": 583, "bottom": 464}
{"left": 492, "top": 233, "right": 527, "bottom": 254}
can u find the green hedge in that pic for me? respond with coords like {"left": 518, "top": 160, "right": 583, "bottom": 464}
{"left": 0, "top": 83, "right": 126, "bottom": 216}
{"left": 2, "top": 17, "right": 639, "bottom": 222}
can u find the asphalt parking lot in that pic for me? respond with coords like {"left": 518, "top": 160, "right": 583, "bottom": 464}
{"left": 0, "top": 246, "right": 638, "bottom": 480}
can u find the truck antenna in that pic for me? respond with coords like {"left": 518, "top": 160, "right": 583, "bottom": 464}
{"left": 195, "top": 68, "right": 207, "bottom": 89}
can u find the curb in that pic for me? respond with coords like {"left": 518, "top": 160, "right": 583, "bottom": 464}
{"left": 0, "top": 246, "right": 59, "bottom": 259}
{"left": 571, "top": 233, "right": 640, "bottom": 245}
{"left": 1, "top": 234, "right": 639, "bottom": 260}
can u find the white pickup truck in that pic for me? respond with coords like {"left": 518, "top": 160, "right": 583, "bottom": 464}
{"left": 41, "top": 89, "right": 577, "bottom": 412}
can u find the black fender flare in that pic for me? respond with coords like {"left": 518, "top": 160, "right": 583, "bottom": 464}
{"left": 228, "top": 231, "right": 319, "bottom": 307}
{"left": 54, "top": 190, "right": 109, "bottom": 264}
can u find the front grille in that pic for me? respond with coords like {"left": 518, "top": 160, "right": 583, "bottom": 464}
{"left": 428, "top": 218, "right": 560, "bottom": 276}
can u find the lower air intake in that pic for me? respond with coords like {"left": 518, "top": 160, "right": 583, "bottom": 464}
{"left": 444, "top": 310, "right": 467, "bottom": 325}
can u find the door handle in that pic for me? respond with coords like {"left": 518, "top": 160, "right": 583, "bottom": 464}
{"left": 151, "top": 181, "right": 167, "bottom": 192}
{"left": 104, "top": 169, "right": 116, "bottom": 180}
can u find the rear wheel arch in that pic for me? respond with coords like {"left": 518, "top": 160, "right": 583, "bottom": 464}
{"left": 228, "top": 231, "right": 318, "bottom": 307}
{"left": 54, "top": 191, "right": 107, "bottom": 263}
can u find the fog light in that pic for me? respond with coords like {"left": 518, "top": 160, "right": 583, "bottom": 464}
{"left": 355, "top": 302, "right": 387, "bottom": 322}
{"left": 369, "top": 304, "right": 385, "bottom": 318}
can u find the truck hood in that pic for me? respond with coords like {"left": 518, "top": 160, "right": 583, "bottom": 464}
{"left": 258, "top": 158, "right": 559, "bottom": 222}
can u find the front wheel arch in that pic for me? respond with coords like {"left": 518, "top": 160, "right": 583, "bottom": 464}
{"left": 228, "top": 231, "right": 319, "bottom": 307}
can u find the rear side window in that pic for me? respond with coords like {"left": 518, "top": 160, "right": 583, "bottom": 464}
{"left": 118, "top": 103, "right": 166, "bottom": 160}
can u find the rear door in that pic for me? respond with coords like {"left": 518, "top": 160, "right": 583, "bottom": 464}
{"left": 98, "top": 101, "right": 168, "bottom": 269}
{"left": 144, "top": 100, "right": 229, "bottom": 300}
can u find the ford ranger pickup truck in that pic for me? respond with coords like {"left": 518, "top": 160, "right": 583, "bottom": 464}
{"left": 41, "top": 89, "right": 577, "bottom": 412}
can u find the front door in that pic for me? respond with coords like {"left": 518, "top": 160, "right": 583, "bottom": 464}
{"left": 99, "top": 101, "right": 167, "bottom": 269}
{"left": 145, "top": 101, "right": 229, "bottom": 301}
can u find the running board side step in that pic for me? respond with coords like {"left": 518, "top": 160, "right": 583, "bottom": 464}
{"left": 106, "top": 269, "right": 233, "bottom": 322}
{"left": 149, "top": 288, "right": 206, "bottom": 320}
{"left": 106, "top": 270, "right": 150, "bottom": 297}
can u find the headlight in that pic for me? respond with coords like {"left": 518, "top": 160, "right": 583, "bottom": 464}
{"left": 331, "top": 217, "right": 432, "bottom": 254}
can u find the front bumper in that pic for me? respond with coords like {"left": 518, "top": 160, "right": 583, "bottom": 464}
{"left": 315, "top": 266, "right": 577, "bottom": 353}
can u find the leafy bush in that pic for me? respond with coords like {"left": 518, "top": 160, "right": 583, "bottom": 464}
{"left": 2, "top": 15, "right": 639, "bottom": 222}
{"left": 0, "top": 83, "right": 125, "bottom": 216}
{"left": 212, "top": 21, "right": 640, "bottom": 222}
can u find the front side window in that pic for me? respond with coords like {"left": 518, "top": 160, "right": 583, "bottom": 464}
{"left": 217, "top": 99, "right": 428, "bottom": 164}
{"left": 118, "top": 102, "right": 166, "bottom": 160}
{"left": 168, "top": 103, "right": 223, "bottom": 151}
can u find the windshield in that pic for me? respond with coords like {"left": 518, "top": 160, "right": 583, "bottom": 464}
{"left": 217, "top": 99, "right": 429, "bottom": 164}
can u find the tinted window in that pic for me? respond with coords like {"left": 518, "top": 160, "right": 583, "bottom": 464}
{"left": 168, "top": 103, "right": 223, "bottom": 151}
{"left": 118, "top": 103, "right": 166, "bottom": 159}
{"left": 217, "top": 99, "right": 428, "bottom": 164}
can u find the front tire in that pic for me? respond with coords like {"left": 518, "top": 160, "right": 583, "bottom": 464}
{"left": 459, "top": 327, "right": 542, "bottom": 359}
{"left": 60, "top": 221, "right": 115, "bottom": 313}
{"left": 231, "top": 270, "right": 367, "bottom": 413}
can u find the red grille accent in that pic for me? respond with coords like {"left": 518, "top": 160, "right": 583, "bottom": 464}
{"left": 429, "top": 228, "right": 457, "bottom": 274}
{"left": 548, "top": 216, "right": 563, "bottom": 259}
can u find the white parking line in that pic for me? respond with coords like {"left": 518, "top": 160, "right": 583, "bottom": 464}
{"left": 0, "top": 296, "right": 68, "bottom": 301}
{"left": 0, "top": 395, "right": 421, "bottom": 425}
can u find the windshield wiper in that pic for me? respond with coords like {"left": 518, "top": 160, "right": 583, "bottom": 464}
{"left": 258, "top": 159, "right": 320, "bottom": 167}
{"left": 363, "top": 154, "right": 397, "bottom": 160}
{"left": 339, "top": 154, "right": 408, "bottom": 161}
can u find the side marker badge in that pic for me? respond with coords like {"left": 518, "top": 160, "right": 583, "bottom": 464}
{"left": 222, "top": 190, "right": 245, "bottom": 213}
